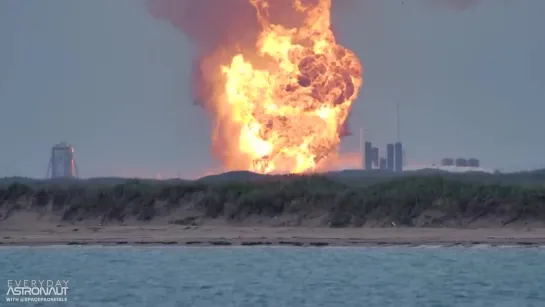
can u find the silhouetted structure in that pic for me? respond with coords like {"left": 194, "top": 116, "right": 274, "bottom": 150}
{"left": 363, "top": 140, "right": 404, "bottom": 172}
{"left": 364, "top": 141, "right": 373, "bottom": 170}
{"left": 379, "top": 158, "right": 387, "bottom": 170}
{"left": 386, "top": 143, "right": 394, "bottom": 171}
{"left": 455, "top": 158, "right": 468, "bottom": 167}
{"left": 394, "top": 142, "right": 403, "bottom": 172}
{"left": 371, "top": 147, "right": 379, "bottom": 168}
{"left": 441, "top": 158, "right": 454, "bottom": 166}
{"left": 468, "top": 158, "right": 480, "bottom": 168}
{"left": 46, "top": 142, "right": 79, "bottom": 179}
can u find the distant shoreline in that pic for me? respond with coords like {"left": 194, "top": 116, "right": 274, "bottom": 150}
{"left": 2, "top": 226, "right": 545, "bottom": 247}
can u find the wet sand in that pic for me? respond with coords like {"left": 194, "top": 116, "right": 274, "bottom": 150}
{"left": 2, "top": 225, "right": 545, "bottom": 247}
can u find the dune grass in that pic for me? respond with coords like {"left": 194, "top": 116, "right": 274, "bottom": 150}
{"left": 1, "top": 173, "right": 545, "bottom": 227}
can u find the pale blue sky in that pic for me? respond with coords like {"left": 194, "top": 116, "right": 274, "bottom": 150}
{"left": 1, "top": 0, "right": 544, "bottom": 178}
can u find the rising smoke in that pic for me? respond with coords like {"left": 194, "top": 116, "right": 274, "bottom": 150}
{"left": 147, "top": 0, "right": 356, "bottom": 135}
{"left": 147, "top": 0, "right": 354, "bottom": 108}
{"left": 147, "top": 0, "right": 484, "bottom": 106}
{"left": 146, "top": 0, "right": 479, "bottom": 109}
{"left": 147, "top": 0, "right": 258, "bottom": 109}
{"left": 149, "top": 0, "right": 300, "bottom": 106}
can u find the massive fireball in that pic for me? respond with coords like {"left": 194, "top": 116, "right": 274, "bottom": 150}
{"left": 148, "top": 0, "right": 362, "bottom": 174}
{"left": 215, "top": 0, "right": 362, "bottom": 174}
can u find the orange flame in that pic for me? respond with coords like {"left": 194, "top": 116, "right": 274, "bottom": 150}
{"left": 204, "top": 0, "right": 363, "bottom": 174}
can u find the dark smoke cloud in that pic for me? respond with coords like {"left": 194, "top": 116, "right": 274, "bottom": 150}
{"left": 147, "top": 0, "right": 356, "bottom": 105}
{"left": 148, "top": 0, "right": 315, "bottom": 107}
{"left": 147, "top": 0, "right": 358, "bottom": 140}
{"left": 147, "top": 0, "right": 335, "bottom": 53}
{"left": 148, "top": 0, "right": 257, "bottom": 53}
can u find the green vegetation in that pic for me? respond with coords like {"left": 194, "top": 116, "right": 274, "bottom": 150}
{"left": 1, "top": 171, "right": 545, "bottom": 227}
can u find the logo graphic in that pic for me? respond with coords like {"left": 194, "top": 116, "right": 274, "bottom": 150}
{"left": 6, "top": 280, "right": 69, "bottom": 303}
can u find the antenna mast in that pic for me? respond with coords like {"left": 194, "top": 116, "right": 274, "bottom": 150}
{"left": 359, "top": 127, "right": 363, "bottom": 154}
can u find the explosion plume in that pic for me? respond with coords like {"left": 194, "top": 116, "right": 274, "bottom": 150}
{"left": 148, "top": 0, "right": 363, "bottom": 174}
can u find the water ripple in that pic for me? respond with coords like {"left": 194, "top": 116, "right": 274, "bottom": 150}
{"left": 1, "top": 246, "right": 544, "bottom": 307}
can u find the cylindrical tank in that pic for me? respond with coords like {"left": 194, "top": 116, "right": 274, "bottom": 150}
{"left": 468, "top": 158, "right": 480, "bottom": 168}
{"left": 386, "top": 143, "right": 394, "bottom": 171}
{"left": 379, "top": 157, "right": 387, "bottom": 170}
{"left": 441, "top": 158, "right": 454, "bottom": 166}
{"left": 455, "top": 158, "right": 468, "bottom": 167}
{"left": 364, "top": 142, "right": 373, "bottom": 170}
{"left": 371, "top": 147, "right": 379, "bottom": 167}
{"left": 394, "top": 142, "right": 403, "bottom": 172}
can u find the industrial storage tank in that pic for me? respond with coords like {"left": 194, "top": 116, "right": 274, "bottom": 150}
{"left": 394, "top": 142, "right": 403, "bottom": 172}
{"left": 468, "top": 158, "right": 480, "bottom": 168}
{"left": 371, "top": 147, "right": 379, "bottom": 168}
{"left": 455, "top": 158, "right": 468, "bottom": 167}
{"left": 379, "top": 158, "right": 387, "bottom": 170}
{"left": 364, "top": 141, "right": 373, "bottom": 170}
{"left": 386, "top": 143, "right": 394, "bottom": 171}
{"left": 441, "top": 158, "right": 454, "bottom": 166}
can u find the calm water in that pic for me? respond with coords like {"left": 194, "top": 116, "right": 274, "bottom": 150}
{"left": 1, "top": 245, "right": 544, "bottom": 307}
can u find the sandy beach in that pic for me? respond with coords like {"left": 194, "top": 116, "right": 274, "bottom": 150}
{"left": 2, "top": 225, "right": 545, "bottom": 247}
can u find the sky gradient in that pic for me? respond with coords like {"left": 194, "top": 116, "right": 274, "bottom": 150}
{"left": 1, "top": 0, "right": 544, "bottom": 178}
